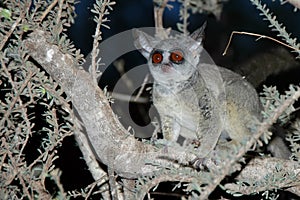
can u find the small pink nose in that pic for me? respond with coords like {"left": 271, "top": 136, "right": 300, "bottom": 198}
{"left": 161, "top": 64, "right": 172, "bottom": 73}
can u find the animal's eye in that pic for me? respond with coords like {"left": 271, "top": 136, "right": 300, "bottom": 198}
{"left": 152, "top": 52, "right": 163, "bottom": 64}
{"left": 170, "top": 50, "right": 184, "bottom": 64}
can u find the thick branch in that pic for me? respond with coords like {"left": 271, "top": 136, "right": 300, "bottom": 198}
{"left": 24, "top": 30, "right": 195, "bottom": 178}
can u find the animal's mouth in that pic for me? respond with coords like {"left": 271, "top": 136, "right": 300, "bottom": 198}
{"left": 161, "top": 63, "right": 172, "bottom": 73}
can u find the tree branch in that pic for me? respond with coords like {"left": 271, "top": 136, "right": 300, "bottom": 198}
{"left": 225, "top": 157, "right": 300, "bottom": 196}
{"left": 154, "top": 0, "right": 171, "bottom": 39}
{"left": 24, "top": 29, "right": 195, "bottom": 179}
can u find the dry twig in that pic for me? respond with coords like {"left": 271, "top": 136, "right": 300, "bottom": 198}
{"left": 222, "top": 31, "right": 300, "bottom": 56}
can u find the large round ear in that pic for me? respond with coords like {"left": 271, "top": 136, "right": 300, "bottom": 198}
{"left": 189, "top": 22, "right": 206, "bottom": 54}
{"left": 190, "top": 21, "right": 206, "bottom": 42}
{"left": 132, "top": 29, "right": 156, "bottom": 59}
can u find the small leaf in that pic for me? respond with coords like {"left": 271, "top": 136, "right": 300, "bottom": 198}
{"left": 0, "top": 8, "right": 12, "bottom": 20}
{"left": 22, "top": 24, "right": 30, "bottom": 32}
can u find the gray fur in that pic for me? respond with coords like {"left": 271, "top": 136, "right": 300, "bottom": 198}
{"left": 133, "top": 26, "right": 286, "bottom": 159}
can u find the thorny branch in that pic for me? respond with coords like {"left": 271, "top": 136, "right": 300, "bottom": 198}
{"left": 90, "top": 0, "right": 116, "bottom": 84}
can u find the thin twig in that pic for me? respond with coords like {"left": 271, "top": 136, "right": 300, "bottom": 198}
{"left": 112, "top": 92, "right": 148, "bottom": 103}
{"left": 137, "top": 174, "right": 197, "bottom": 199}
{"left": 0, "top": 150, "right": 7, "bottom": 172}
{"left": 2, "top": 138, "right": 33, "bottom": 200}
{"left": 0, "top": 56, "right": 35, "bottom": 129}
{"left": 50, "top": 169, "right": 67, "bottom": 199}
{"left": 113, "top": 60, "right": 149, "bottom": 103}
{"left": 84, "top": 181, "right": 98, "bottom": 200}
{"left": 182, "top": 0, "right": 189, "bottom": 36}
{"left": 222, "top": 31, "right": 300, "bottom": 56}
{"left": 108, "top": 168, "right": 118, "bottom": 200}
{"left": 154, "top": 0, "right": 169, "bottom": 29}
{"left": 39, "top": 0, "right": 59, "bottom": 22}
{"left": 0, "top": 2, "right": 30, "bottom": 51}
{"left": 154, "top": 0, "right": 170, "bottom": 39}
{"left": 90, "top": 0, "right": 116, "bottom": 84}
{"left": 134, "top": 74, "right": 150, "bottom": 102}
{"left": 56, "top": 0, "right": 64, "bottom": 25}
{"left": 114, "top": 59, "right": 134, "bottom": 91}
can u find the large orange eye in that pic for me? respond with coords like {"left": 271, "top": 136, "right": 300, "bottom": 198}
{"left": 170, "top": 50, "right": 184, "bottom": 64}
{"left": 152, "top": 52, "right": 163, "bottom": 64}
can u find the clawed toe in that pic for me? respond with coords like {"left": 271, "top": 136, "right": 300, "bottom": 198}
{"left": 190, "top": 157, "right": 208, "bottom": 170}
{"left": 190, "top": 156, "right": 218, "bottom": 170}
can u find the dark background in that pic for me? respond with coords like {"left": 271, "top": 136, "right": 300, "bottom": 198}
{"left": 67, "top": 0, "right": 300, "bottom": 92}
{"left": 56, "top": 0, "right": 300, "bottom": 199}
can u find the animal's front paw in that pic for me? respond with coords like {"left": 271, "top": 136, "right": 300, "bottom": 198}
{"left": 190, "top": 157, "right": 208, "bottom": 170}
{"left": 190, "top": 156, "right": 218, "bottom": 170}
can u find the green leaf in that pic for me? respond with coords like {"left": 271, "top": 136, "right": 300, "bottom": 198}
{"left": 22, "top": 24, "right": 30, "bottom": 32}
{"left": 0, "top": 8, "right": 12, "bottom": 20}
